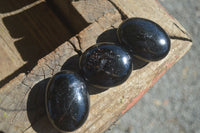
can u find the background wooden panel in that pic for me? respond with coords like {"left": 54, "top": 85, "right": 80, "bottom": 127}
{"left": 0, "top": 0, "right": 192, "bottom": 133}
{"left": 0, "top": 0, "right": 72, "bottom": 82}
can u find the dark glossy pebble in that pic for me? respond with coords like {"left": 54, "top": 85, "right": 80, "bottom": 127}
{"left": 45, "top": 71, "right": 89, "bottom": 132}
{"left": 117, "top": 18, "right": 170, "bottom": 62}
{"left": 79, "top": 42, "right": 132, "bottom": 89}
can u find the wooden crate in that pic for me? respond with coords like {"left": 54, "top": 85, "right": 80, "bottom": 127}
{"left": 0, "top": 0, "right": 72, "bottom": 83}
{"left": 0, "top": 0, "right": 192, "bottom": 133}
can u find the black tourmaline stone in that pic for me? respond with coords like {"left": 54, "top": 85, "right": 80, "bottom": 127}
{"left": 117, "top": 18, "right": 170, "bottom": 62}
{"left": 45, "top": 71, "right": 89, "bottom": 132}
{"left": 79, "top": 42, "right": 132, "bottom": 89}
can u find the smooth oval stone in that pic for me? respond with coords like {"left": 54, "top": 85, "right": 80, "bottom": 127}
{"left": 79, "top": 42, "right": 132, "bottom": 89}
{"left": 45, "top": 71, "right": 89, "bottom": 132}
{"left": 117, "top": 18, "right": 171, "bottom": 62}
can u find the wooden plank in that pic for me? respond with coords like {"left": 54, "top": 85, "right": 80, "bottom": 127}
{"left": 0, "top": 0, "right": 192, "bottom": 133}
{"left": 0, "top": 0, "right": 72, "bottom": 81}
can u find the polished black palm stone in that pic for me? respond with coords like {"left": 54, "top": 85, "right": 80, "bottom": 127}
{"left": 79, "top": 42, "right": 132, "bottom": 89}
{"left": 117, "top": 18, "right": 170, "bottom": 62}
{"left": 45, "top": 71, "right": 89, "bottom": 132}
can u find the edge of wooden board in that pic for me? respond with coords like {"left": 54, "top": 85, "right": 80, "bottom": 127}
{"left": 0, "top": 0, "right": 192, "bottom": 133}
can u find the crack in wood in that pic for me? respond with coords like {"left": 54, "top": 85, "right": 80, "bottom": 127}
{"left": 107, "top": 0, "right": 128, "bottom": 20}
{"left": 68, "top": 40, "right": 82, "bottom": 56}
{"left": 11, "top": 88, "right": 31, "bottom": 124}
{"left": 29, "top": 73, "right": 45, "bottom": 77}
{"left": 55, "top": 54, "right": 63, "bottom": 64}
{"left": 173, "top": 23, "right": 192, "bottom": 39}
{"left": 57, "top": 63, "right": 62, "bottom": 67}
{"left": 76, "top": 35, "right": 83, "bottom": 50}
{"left": 111, "top": 25, "right": 116, "bottom": 29}
{"left": 21, "top": 82, "right": 31, "bottom": 89}
{"left": 44, "top": 64, "right": 54, "bottom": 76}
{"left": 42, "top": 68, "right": 46, "bottom": 79}
{"left": 0, "top": 107, "right": 26, "bottom": 112}
{"left": 94, "top": 19, "right": 106, "bottom": 31}
{"left": 169, "top": 36, "right": 192, "bottom": 42}
{"left": 23, "top": 125, "right": 32, "bottom": 133}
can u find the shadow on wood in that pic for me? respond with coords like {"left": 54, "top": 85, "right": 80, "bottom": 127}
{"left": 61, "top": 54, "right": 80, "bottom": 73}
{"left": 0, "top": 0, "right": 37, "bottom": 13}
{"left": 96, "top": 28, "right": 119, "bottom": 44}
{"left": 87, "top": 85, "right": 108, "bottom": 95}
{"left": 132, "top": 57, "right": 149, "bottom": 70}
{"left": 46, "top": 0, "right": 89, "bottom": 33}
{"left": 2, "top": 2, "right": 71, "bottom": 62}
{"left": 27, "top": 78, "right": 48, "bottom": 129}
{"left": 27, "top": 78, "right": 60, "bottom": 133}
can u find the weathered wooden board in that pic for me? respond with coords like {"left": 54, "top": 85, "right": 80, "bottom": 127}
{"left": 0, "top": 0, "right": 192, "bottom": 133}
{"left": 0, "top": 0, "right": 72, "bottom": 81}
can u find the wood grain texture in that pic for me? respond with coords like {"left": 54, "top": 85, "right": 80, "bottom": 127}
{"left": 0, "top": 0, "right": 192, "bottom": 133}
{"left": 71, "top": 0, "right": 117, "bottom": 23}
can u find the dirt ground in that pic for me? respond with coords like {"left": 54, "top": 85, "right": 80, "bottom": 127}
{"left": 106, "top": 0, "right": 200, "bottom": 133}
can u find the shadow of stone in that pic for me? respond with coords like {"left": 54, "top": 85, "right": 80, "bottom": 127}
{"left": 96, "top": 28, "right": 119, "bottom": 44}
{"left": 61, "top": 54, "right": 80, "bottom": 73}
{"left": 87, "top": 84, "right": 108, "bottom": 95}
{"left": 132, "top": 57, "right": 149, "bottom": 70}
{"left": 27, "top": 78, "right": 59, "bottom": 133}
{"left": 27, "top": 78, "right": 49, "bottom": 126}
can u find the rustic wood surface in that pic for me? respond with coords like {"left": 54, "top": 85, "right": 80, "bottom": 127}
{"left": 0, "top": 0, "right": 192, "bottom": 133}
{"left": 0, "top": 0, "right": 72, "bottom": 81}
